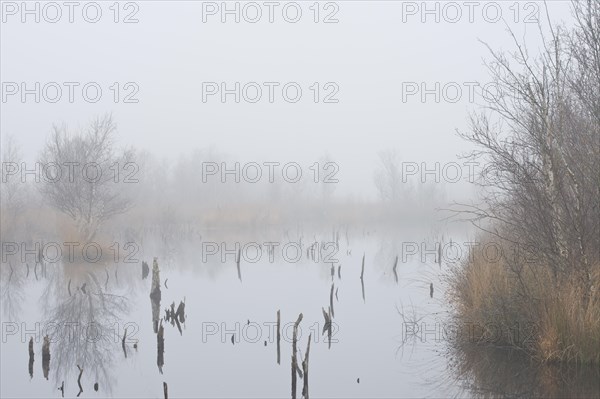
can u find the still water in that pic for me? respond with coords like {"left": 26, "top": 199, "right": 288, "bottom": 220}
{"left": 1, "top": 227, "right": 598, "bottom": 398}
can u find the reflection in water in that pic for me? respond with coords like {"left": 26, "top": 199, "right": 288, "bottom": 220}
{"left": 122, "top": 327, "right": 128, "bottom": 358}
{"left": 41, "top": 336, "right": 50, "bottom": 380}
{"left": 150, "top": 258, "right": 162, "bottom": 334}
{"left": 448, "top": 342, "right": 600, "bottom": 398}
{"left": 360, "top": 254, "right": 366, "bottom": 303}
{"left": 329, "top": 283, "right": 335, "bottom": 318}
{"left": 157, "top": 321, "right": 165, "bottom": 374}
{"left": 3, "top": 228, "right": 597, "bottom": 398}
{"left": 360, "top": 278, "right": 366, "bottom": 304}
{"left": 301, "top": 335, "right": 311, "bottom": 399}
{"left": 142, "top": 261, "right": 149, "bottom": 280}
{"left": 37, "top": 262, "right": 131, "bottom": 394}
{"left": 276, "top": 310, "right": 281, "bottom": 365}
{"left": 149, "top": 258, "right": 165, "bottom": 374}
{"left": 290, "top": 313, "right": 303, "bottom": 399}
{"left": 321, "top": 307, "right": 332, "bottom": 349}
{"left": 236, "top": 247, "right": 242, "bottom": 282}
{"left": 28, "top": 337, "right": 34, "bottom": 379}
{"left": 76, "top": 364, "right": 84, "bottom": 397}
{"left": 1, "top": 262, "right": 26, "bottom": 320}
{"left": 165, "top": 300, "right": 186, "bottom": 335}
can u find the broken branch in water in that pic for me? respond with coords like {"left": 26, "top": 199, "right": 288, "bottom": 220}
{"left": 42, "top": 335, "right": 50, "bottom": 380}
{"left": 151, "top": 258, "right": 162, "bottom": 333}
{"left": 163, "top": 382, "right": 168, "bottom": 399}
{"left": 236, "top": 247, "right": 242, "bottom": 282}
{"left": 301, "top": 334, "right": 311, "bottom": 399}
{"left": 28, "top": 337, "right": 34, "bottom": 379}
{"left": 122, "top": 327, "right": 128, "bottom": 358}
{"left": 361, "top": 254, "right": 365, "bottom": 280}
{"left": 291, "top": 313, "right": 303, "bottom": 399}
{"left": 321, "top": 307, "right": 333, "bottom": 349}
{"left": 76, "top": 365, "right": 83, "bottom": 397}
{"left": 393, "top": 255, "right": 398, "bottom": 283}
{"left": 361, "top": 277, "right": 366, "bottom": 304}
{"left": 142, "top": 260, "right": 149, "bottom": 279}
{"left": 321, "top": 308, "right": 331, "bottom": 335}
{"left": 157, "top": 321, "right": 165, "bottom": 374}
{"left": 277, "top": 310, "right": 281, "bottom": 365}
{"left": 329, "top": 283, "right": 335, "bottom": 318}
{"left": 164, "top": 299, "right": 186, "bottom": 335}
{"left": 176, "top": 300, "right": 185, "bottom": 323}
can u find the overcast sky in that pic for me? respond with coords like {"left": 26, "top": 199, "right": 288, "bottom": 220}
{"left": 1, "top": 1, "right": 573, "bottom": 198}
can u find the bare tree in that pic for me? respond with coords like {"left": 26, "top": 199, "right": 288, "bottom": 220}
{"left": 39, "top": 115, "right": 134, "bottom": 242}
{"left": 455, "top": 1, "right": 599, "bottom": 292}
{"left": 0, "top": 135, "right": 27, "bottom": 237}
{"left": 374, "top": 149, "right": 404, "bottom": 203}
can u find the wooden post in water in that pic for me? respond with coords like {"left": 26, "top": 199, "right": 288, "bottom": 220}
{"left": 28, "top": 337, "right": 34, "bottom": 379}
{"left": 142, "top": 260, "right": 149, "bottom": 279}
{"left": 157, "top": 321, "right": 165, "bottom": 374}
{"left": 360, "top": 254, "right": 365, "bottom": 280}
{"left": 322, "top": 307, "right": 332, "bottom": 349}
{"left": 163, "top": 382, "right": 168, "bottom": 399}
{"left": 291, "top": 313, "right": 303, "bottom": 399}
{"left": 277, "top": 310, "right": 281, "bottom": 365}
{"left": 42, "top": 335, "right": 50, "bottom": 380}
{"left": 122, "top": 328, "right": 128, "bottom": 358}
{"left": 301, "top": 334, "right": 311, "bottom": 399}
{"left": 76, "top": 365, "right": 83, "bottom": 397}
{"left": 150, "top": 258, "right": 162, "bottom": 333}
{"left": 329, "top": 283, "right": 335, "bottom": 318}
{"left": 236, "top": 247, "right": 242, "bottom": 282}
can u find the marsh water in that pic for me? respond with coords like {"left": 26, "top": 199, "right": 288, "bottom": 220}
{"left": 1, "top": 226, "right": 598, "bottom": 398}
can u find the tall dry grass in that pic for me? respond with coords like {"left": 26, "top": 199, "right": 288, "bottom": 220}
{"left": 447, "top": 235, "right": 600, "bottom": 365}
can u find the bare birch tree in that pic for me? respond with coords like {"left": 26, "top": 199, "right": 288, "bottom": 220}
{"left": 455, "top": 1, "right": 599, "bottom": 292}
{"left": 39, "top": 115, "right": 134, "bottom": 242}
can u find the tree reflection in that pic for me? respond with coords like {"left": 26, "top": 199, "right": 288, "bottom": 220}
{"left": 0, "top": 262, "right": 26, "bottom": 320}
{"left": 40, "top": 262, "right": 131, "bottom": 394}
{"left": 446, "top": 338, "right": 600, "bottom": 398}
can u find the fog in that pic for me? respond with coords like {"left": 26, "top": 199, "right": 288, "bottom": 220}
{"left": 2, "top": 2, "right": 597, "bottom": 399}
{"left": 2, "top": 1, "right": 572, "bottom": 202}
